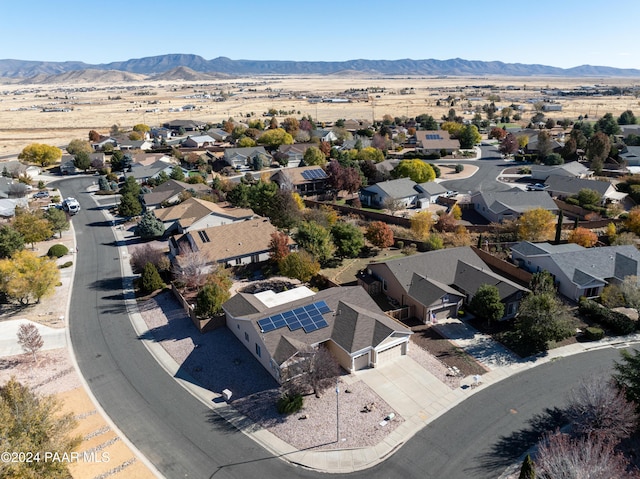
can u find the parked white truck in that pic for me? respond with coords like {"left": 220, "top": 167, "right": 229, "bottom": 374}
{"left": 62, "top": 197, "right": 80, "bottom": 215}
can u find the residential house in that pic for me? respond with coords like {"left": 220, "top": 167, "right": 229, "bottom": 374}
{"left": 414, "top": 131, "right": 460, "bottom": 155}
{"left": 206, "top": 128, "right": 231, "bottom": 142}
{"left": 619, "top": 146, "right": 640, "bottom": 167}
{"left": 620, "top": 125, "right": 640, "bottom": 137}
{"left": 339, "top": 136, "right": 372, "bottom": 151}
{"left": 0, "top": 160, "right": 40, "bottom": 178}
{"left": 530, "top": 162, "right": 592, "bottom": 181}
{"left": 358, "top": 247, "right": 528, "bottom": 323}
{"left": 276, "top": 143, "right": 315, "bottom": 167}
{"left": 181, "top": 135, "right": 216, "bottom": 149}
{"left": 117, "top": 139, "right": 154, "bottom": 151}
{"left": 525, "top": 133, "right": 563, "bottom": 155}
{"left": 471, "top": 188, "right": 559, "bottom": 223}
{"left": 222, "top": 285, "right": 413, "bottom": 383}
{"left": 343, "top": 119, "right": 372, "bottom": 132}
{"left": 223, "top": 146, "right": 272, "bottom": 169}
{"left": 544, "top": 175, "right": 621, "bottom": 204}
{"left": 150, "top": 127, "right": 173, "bottom": 140}
{"left": 129, "top": 159, "right": 183, "bottom": 184}
{"left": 311, "top": 129, "right": 338, "bottom": 143}
{"left": 92, "top": 137, "right": 117, "bottom": 151}
{"left": 141, "top": 179, "right": 212, "bottom": 210}
{"left": 169, "top": 217, "right": 293, "bottom": 268}
{"left": 511, "top": 241, "right": 640, "bottom": 301}
{"left": 163, "top": 119, "right": 207, "bottom": 133}
{"left": 270, "top": 166, "right": 329, "bottom": 197}
{"left": 359, "top": 178, "right": 419, "bottom": 209}
{"left": 414, "top": 181, "right": 448, "bottom": 204}
{"left": 153, "top": 197, "right": 256, "bottom": 234}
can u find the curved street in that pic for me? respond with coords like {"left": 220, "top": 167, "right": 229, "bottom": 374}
{"left": 57, "top": 171, "right": 628, "bottom": 479}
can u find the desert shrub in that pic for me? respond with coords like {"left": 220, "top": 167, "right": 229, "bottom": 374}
{"left": 277, "top": 393, "right": 303, "bottom": 414}
{"left": 583, "top": 327, "right": 605, "bottom": 341}
{"left": 454, "top": 163, "right": 464, "bottom": 173}
{"left": 395, "top": 240, "right": 404, "bottom": 249}
{"left": 47, "top": 244, "right": 69, "bottom": 258}
{"left": 578, "top": 298, "right": 635, "bottom": 335}
{"left": 59, "top": 261, "right": 73, "bottom": 268}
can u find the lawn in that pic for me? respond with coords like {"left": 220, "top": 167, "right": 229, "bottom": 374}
{"left": 320, "top": 248, "right": 404, "bottom": 285}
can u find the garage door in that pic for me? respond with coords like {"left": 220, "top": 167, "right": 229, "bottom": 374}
{"left": 376, "top": 343, "right": 404, "bottom": 365}
{"left": 427, "top": 306, "right": 457, "bottom": 322}
{"left": 353, "top": 352, "right": 370, "bottom": 371}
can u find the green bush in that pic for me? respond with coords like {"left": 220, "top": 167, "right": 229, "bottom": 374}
{"left": 277, "top": 393, "right": 303, "bottom": 414}
{"left": 47, "top": 244, "right": 69, "bottom": 258}
{"left": 454, "top": 163, "right": 464, "bottom": 173}
{"left": 140, "top": 263, "right": 164, "bottom": 294}
{"left": 584, "top": 327, "right": 605, "bottom": 341}
{"left": 395, "top": 240, "right": 404, "bottom": 249}
{"left": 578, "top": 298, "right": 635, "bottom": 335}
{"left": 59, "top": 261, "right": 73, "bottom": 269}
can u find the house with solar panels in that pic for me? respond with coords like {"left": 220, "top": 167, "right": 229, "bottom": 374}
{"left": 222, "top": 285, "right": 413, "bottom": 382}
{"left": 270, "top": 165, "right": 329, "bottom": 196}
{"left": 415, "top": 130, "right": 460, "bottom": 155}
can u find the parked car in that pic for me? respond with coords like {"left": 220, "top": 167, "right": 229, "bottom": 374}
{"left": 33, "top": 190, "right": 49, "bottom": 199}
{"left": 444, "top": 190, "right": 459, "bottom": 198}
{"left": 526, "top": 183, "right": 548, "bottom": 191}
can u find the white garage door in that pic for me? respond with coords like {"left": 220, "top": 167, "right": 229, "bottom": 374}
{"left": 376, "top": 343, "right": 404, "bottom": 365}
{"left": 353, "top": 352, "right": 370, "bottom": 371}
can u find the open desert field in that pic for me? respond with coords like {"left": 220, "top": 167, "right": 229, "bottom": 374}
{"left": 1, "top": 75, "right": 640, "bottom": 158}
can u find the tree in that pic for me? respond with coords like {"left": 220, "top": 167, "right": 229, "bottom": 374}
{"left": 133, "top": 123, "right": 150, "bottom": 133}
{"left": 278, "top": 250, "right": 320, "bottom": 282}
{"left": 237, "top": 136, "right": 256, "bottom": 147}
{"left": 458, "top": 124, "right": 481, "bottom": 149}
{"left": 415, "top": 114, "right": 438, "bottom": 130}
{"left": 281, "top": 117, "right": 299, "bottom": 137}
{"left": 0, "top": 250, "right": 59, "bottom": 305}
{"left": 89, "top": 129, "right": 101, "bottom": 142}
{"left": 529, "top": 270, "right": 556, "bottom": 295}
{"left": 98, "top": 175, "right": 111, "bottom": 191}
{"left": 66, "top": 138, "right": 92, "bottom": 156}
{"left": 0, "top": 378, "right": 81, "bottom": 479}
{"left": 410, "top": 211, "right": 434, "bottom": 239}
{"left": 518, "top": 208, "right": 555, "bottom": 242}
{"left": 194, "top": 277, "right": 230, "bottom": 318}
{"left": 392, "top": 160, "right": 435, "bottom": 183}
{"left": 44, "top": 207, "right": 70, "bottom": 238}
{"left": 73, "top": 151, "right": 91, "bottom": 172}
{"left": 330, "top": 222, "right": 364, "bottom": 258}
{"left": 0, "top": 225, "right": 24, "bottom": 258}
{"left": 568, "top": 227, "right": 598, "bottom": 247}
{"left": 576, "top": 188, "right": 602, "bottom": 207}
{"left": 16, "top": 323, "right": 44, "bottom": 362}
{"left": 587, "top": 132, "right": 610, "bottom": 174}
{"left": 613, "top": 348, "right": 640, "bottom": 408}
{"left": 257, "top": 128, "right": 293, "bottom": 148}
{"left": 618, "top": 109, "right": 637, "bottom": 125}
{"left": 595, "top": 112, "right": 621, "bottom": 135}
{"left": 489, "top": 127, "right": 507, "bottom": 141}
{"left": 451, "top": 204, "right": 462, "bottom": 220}
{"left": 469, "top": 284, "right": 504, "bottom": 326}
{"left": 565, "top": 377, "right": 637, "bottom": 441}
{"left": 129, "top": 244, "right": 170, "bottom": 275}
{"left": 118, "top": 191, "right": 143, "bottom": 217}
{"left": 135, "top": 211, "right": 165, "bottom": 238}
{"left": 12, "top": 210, "right": 53, "bottom": 249}
{"left": 302, "top": 146, "right": 326, "bottom": 166}
{"left": 515, "top": 292, "right": 573, "bottom": 353}
{"left": 356, "top": 146, "right": 385, "bottom": 163}
{"left": 295, "top": 221, "right": 335, "bottom": 265}
{"left": 18, "top": 143, "right": 62, "bottom": 167}
{"left": 284, "top": 345, "right": 341, "bottom": 398}
{"left": 499, "top": 133, "right": 518, "bottom": 155}
{"left": 269, "top": 231, "right": 291, "bottom": 264}
{"left": 365, "top": 221, "right": 394, "bottom": 249}
{"left": 172, "top": 244, "right": 210, "bottom": 290}
{"left": 441, "top": 121, "right": 464, "bottom": 138}
{"left": 542, "top": 152, "right": 563, "bottom": 165}
{"left": 109, "top": 150, "right": 125, "bottom": 171}
{"left": 554, "top": 210, "right": 563, "bottom": 244}
{"left": 434, "top": 213, "right": 456, "bottom": 232}
{"left": 535, "top": 432, "right": 635, "bottom": 479}
{"left": 170, "top": 165, "right": 185, "bottom": 181}
{"left": 625, "top": 206, "right": 640, "bottom": 235}
{"left": 119, "top": 175, "right": 141, "bottom": 196}
{"left": 536, "top": 130, "right": 553, "bottom": 159}
{"left": 518, "top": 454, "right": 535, "bottom": 479}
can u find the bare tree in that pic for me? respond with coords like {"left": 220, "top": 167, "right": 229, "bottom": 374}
{"left": 283, "top": 344, "right": 341, "bottom": 398}
{"left": 172, "top": 243, "right": 211, "bottom": 290}
{"left": 566, "top": 376, "right": 638, "bottom": 441}
{"left": 535, "top": 431, "right": 637, "bottom": 479}
{"left": 17, "top": 323, "right": 44, "bottom": 362}
{"left": 130, "top": 244, "right": 170, "bottom": 275}
{"left": 382, "top": 197, "right": 404, "bottom": 216}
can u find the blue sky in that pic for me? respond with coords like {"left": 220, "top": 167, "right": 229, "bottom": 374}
{"left": 2, "top": 0, "right": 639, "bottom": 70}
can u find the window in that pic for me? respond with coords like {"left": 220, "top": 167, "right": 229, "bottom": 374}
{"left": 255, "top": 344, "right": 261, "bottom": 357}
{"left": 382, "top": 279, "right": 387, "bottom": 291}
{"left": 244, "top": 332, "right": 249, "bottom": 342}
{"left": 507, "top": 303, "right": 516, "bottom": 315}
{"left": 235, "top": 258, "right": 242, "bottom": 265}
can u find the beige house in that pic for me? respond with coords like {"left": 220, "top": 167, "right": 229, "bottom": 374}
{"left": 415, "top": 130, "right": 460, "bottom": 154}
{"left": 222, "top": 286, "right": 413, "bottom": 383}
{"left": 153, "top": 198, "right": 256, "bottom": 234}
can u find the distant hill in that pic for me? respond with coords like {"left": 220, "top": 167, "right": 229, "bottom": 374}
{"left": 1, "top": 54, "right": 640, "bottom": 80}
{"left": 21, "top": 69, "right": 146, "bottom": 84}
{"left": 150, "top": 66, "right": 230, "bottom": 81}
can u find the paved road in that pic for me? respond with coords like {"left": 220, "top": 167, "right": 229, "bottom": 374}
{"left": 56, "top": 176, "right": 624, "bottom": 479}
{"left": 438, "top": 145, "right": 515, "bottom": 194}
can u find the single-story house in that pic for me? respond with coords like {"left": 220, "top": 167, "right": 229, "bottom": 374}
{"left": 270, "top": 166, "right": 329, "bottom": 196}
{"left": 511, "top": 241, "right": 640, "bottom": 301}
{"left": 118, "top": 139, "right": 154, "bottom": 151}
{"left": 414, "top": 181, "right": 448, "bottom": 204}
{"left": 619, "top": 146, "right": 640, "bottom": 167}
{"left": 544, "top": 175, "right": 620, "bottom": 204}
{"left": 359, "top": 178, "right": 419, "bottom": 209}
{"left": 153, "top": 197, "right": 255, "bottom": 234}
{"left": 181, "top": 135, "right": 217, "bottom": 149}
{"left": 163, "top": 119, "right": 207, "bottom": 132}
{"left": 276, "top": 143, "right": 316, "bottom": 167}
{"left": 222, "top": 285, "right": 413, "bottom": 383}
{"left": 206, "top": 128, "right": 231, "bottom": 142}
{"left": 169, "top": 217, "right": 293, "bottom": 268}
{"left": 343, "top": 119, "right": 372, "bottom": 132}
{"left": 311, "top": 129, "right": 338, "bottom": 143}
{"left": 150, "top": 127, "right": 173, "bottom": 140}
{"left": 223, "top": 147, "right": 272, "bottom": 169}
{"left": 92, "top": 137, "right": 117, "bottom": 151}
{"left": 129, "top": 159, "right": 184, "bottom": 184}
{"left": 141, "top": 179, "right": 212, "bottom": 210}
{"left": 415, "top": 131, "right": 460, "bottom": 154}
{"left": 525, "top": 133, "right": 563, "bottom": 155}
{"left": 358, "top": 246, "right": 528, "bottom": 323}
{"left": 0, "top": 160, "right": 40, "bottom": 178}
{"left": 530, "top": 161, "right": 592, "bottom": 181}
{"left": 471, "top": 188, "right": 559, "bottom": 223}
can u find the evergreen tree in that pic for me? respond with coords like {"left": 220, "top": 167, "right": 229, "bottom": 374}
{"left": 554, "top": 210, "right": 563, "bottom": 244}
{"left": 518, "top": 454, "right": 535, "bottom": 479}
{"left": 140, "top": 263, "right": 164, "bottom": 294}
{"left": 135, "top": 211, "right": 165, "bottom": 238}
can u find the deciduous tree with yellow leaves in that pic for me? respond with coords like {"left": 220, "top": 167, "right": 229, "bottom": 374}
{"left": 0, "top": 250, "right": 59, "bottom": 305}
{"left": 518, "top": 208, "right": 555, "bottom": 242}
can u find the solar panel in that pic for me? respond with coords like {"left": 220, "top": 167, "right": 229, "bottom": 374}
{"left": 302, "top": 169, "right": 327, "bottom": 180}
{"left": 258, "top": 300, "right": 332, "bottom": 333}
{"left": 425, "top": 134, "right": 442, "bottom": 140}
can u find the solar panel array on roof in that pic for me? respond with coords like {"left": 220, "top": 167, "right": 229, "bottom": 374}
{"left": 257, "top": 300, "right": 331, "bottom": 334}
{"left": 301, "top": 169, "right": 328, "bottom": 180}
{"left": 425, "top": 134, "right": 442, "bottom": 140}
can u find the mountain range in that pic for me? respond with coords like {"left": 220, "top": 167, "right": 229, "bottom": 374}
{"left": 1, "top": 54, "right": 639, "bottom": 81}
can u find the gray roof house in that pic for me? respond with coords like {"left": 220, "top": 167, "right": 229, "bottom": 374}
{"left": 359, "top": 247, "right": 528, "bottom": 323}
{"left": 223, "top": 146, "right": 271, "bottom": 169}
{"left": 471, "top": 188, "right": 559, "bottom": 223}
{"left": 544, "top": 175, "right": 618, "bottom": 203}
{"left": 620, "top": 146, "right": 640, "bottom": 167}
{"left": 530, "top": 162, "right": 591, "bottom": 181}
{"left": 141, "top": 179, "right": 212, "bottom": 210}
{"left": 359, "top": 178, "right": 419, "bottom": 208}
{"left": 511, "top": 241, "right": 640, "bottom": 300}
{"left": 181, "top": 135, "right": 216, "bottom": 148}
{"left": 129, "top": 159, "right": 182, "bottom": 184}
{"left": 415, "top": 181, "right": 448, "bottom": 204}
{"left": 222, "top": 285, "right": 413, "bottom": 383}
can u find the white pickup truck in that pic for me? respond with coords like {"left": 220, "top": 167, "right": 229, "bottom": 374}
{"left": 62, "top": 197, "right": 80, "bottom": 215}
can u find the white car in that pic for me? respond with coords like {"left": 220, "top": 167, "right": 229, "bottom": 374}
{"left": 526, "top": 183, "right": 548, "bottom": 191}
